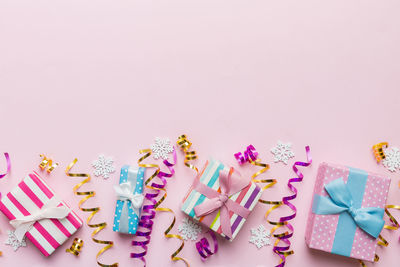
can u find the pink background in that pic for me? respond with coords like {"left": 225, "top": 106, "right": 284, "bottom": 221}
{"left": 1, "top": 0, "right": 399, "bottom": 266}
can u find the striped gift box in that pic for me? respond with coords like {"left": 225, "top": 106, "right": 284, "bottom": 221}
{"left": 0, "top": 172, "right": 83, "bottom": 256}
{"left": 181, "top": 159, "right": 262, "bottom": 241}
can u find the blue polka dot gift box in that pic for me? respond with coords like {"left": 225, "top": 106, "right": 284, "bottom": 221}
{"left": 113, "top": 166, "right": 145, "bottom": 234}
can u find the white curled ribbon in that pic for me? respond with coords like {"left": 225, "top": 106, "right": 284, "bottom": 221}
{"left": 10, "top": 197, "right": 71, "bottom": 242}
{"left": 114, "top": 182, "right": 144, "bottom": 216}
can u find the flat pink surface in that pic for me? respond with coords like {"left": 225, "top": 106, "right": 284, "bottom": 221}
{"left": 1, "top": 1, "right": 400, "bottom": 266}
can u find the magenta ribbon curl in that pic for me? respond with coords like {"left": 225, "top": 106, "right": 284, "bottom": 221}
{"left": 234, "top": 145, "right": 258, "bottom": 165}
{"left": 0, "top": 152, "right": 11, "bottom": 179}
{"left": 195, "top": 231, "right": 218, "bottom": 260}
{"left": 272, "top": 146, "right": 312, "bottom": 267}
{"left": 130, "top": 149, "right": 177, "bottom": 266}
{"left": 0, "top": 152, "right": 11, "bottom": 199}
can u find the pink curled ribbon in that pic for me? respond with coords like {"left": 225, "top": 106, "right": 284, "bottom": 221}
{"left": 196, "top": 231, "right": 218, "bottom": 260}
{"left": 193, "top": 167, "right": 251, "bottom": 239}
{"left": 0, "top": 153, "right": 11, "bottom": 179}
{"left": 272, "top": 146, "right": 312, "bottom": 267}
{"left": 234, "top": 145, "right": 258, "bottom": 165}
{"left": 131, "top": 150, "right": 176, "bottom": 266}
{"left": 0, "top": 152, "right": 11, "bottom": 199}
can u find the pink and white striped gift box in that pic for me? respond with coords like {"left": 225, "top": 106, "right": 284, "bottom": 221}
{"left": 0, "top": 171, "right": 83, "bottom": 256}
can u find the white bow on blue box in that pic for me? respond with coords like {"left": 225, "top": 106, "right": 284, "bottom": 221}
{"left": 113, "top": 166, "right": 145, "bottom": 234}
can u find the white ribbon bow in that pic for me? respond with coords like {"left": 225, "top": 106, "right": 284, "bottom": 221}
{"left": 10, "top": 197, "right": 71, "bottom": 242}
{"left": 114, "top": 182, "right": 144, "bottom": 215}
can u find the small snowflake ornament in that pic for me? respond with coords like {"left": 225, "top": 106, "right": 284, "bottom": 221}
{"left": 270, "top": 141, "right": 295, "bottom": 164}
{"left": 178, "top": 217, "right": 202, "bottom": 241}
{"left": 92, "top": 154, "right": 115, "bottom": 179}
{"left": 151, "top": 137, "right": 174, "bottom": 160}
{"left": 383, "top": 147, "right": 400, "bottom": 172}
{"left": 5, "top": 230, "right": 26, "bottom": 251}
{"left": 249, "top": 224, "right": 271, "bottom": 249}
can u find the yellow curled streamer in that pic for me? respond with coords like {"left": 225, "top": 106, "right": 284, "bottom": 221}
{"left": 249, "top": 159, "right": 277, "bottom": 191}
{"left": 155, "top": 207, "right": 189, "bottom": 266}
{"left": 372, "top": 142, "right": 388, "bottom": 163}
{"left": 359, "top": 204, "right": 400, "bottom": 266}
{"left": 138, "top": 149, "right": 189, "bottom": 266}
{"left": 65, "top": 159, "right": 118, "bottom": 267}
{"left": 39, "top": 154, "right": 59, "bottom": 173}
{"left": 176, "top": 134, "right": 198, "bottom": 173}
{"left": 139, "top": 149, "right": 160, "bottom": 186}
{"left": 247, "top": 158, "right": 293, "bottom": 266}
{"left": 66, "top": 238, "right": 84, "bottom": 256}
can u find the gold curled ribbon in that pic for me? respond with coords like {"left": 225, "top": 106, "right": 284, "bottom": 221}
{"left": 138, "top": 148, "right": 166, "bottom": 208}
{"left": 249, "top": 159, "right": 277, "bottom": 191}
{"left": 65, "top": 159, "right": 118, "bottom": 267}
{"left": 372, "top": 142, "right": 388, "bottom": 163}
{"left": 359, "top": 204, "right": 400, "bottom": 266}
{"left": 66, "top": 238, "right": 84, "bottom": 256}
{"left": 39, "top": 154, "right": 59, "bottom": 173}
{"left": 234, "top": 147, "right": 284, "bottom": 258}
{"left": 251, "top": 160, "right": 291, "bottom": 265}
{"left": 137, "top": 148, "right": 189, "bottom": 266}
{"left": 176, "top": 134, "right": 198, "bottom": 174}
{"left": 155, "top": 207, "right": 189, "bottom": 266}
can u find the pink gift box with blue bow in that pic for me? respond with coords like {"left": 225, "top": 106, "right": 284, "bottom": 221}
{"left": 305, "top": 163, "right": 391, "bottom": 262}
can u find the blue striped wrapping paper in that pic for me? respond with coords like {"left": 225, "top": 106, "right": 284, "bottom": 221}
{"left": 112, "top": 165, "right": 145, "bottom": 234}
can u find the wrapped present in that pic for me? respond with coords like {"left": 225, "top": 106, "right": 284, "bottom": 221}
{"left": 305, "top": 163, "right": 391, "bottom": 262}
{"left": 0, "top": 172, "right": 83, "bottom": 256}
{"left": 181, "top": 159, "right": 262, "bottom": 241}
{"left": 113, "top": 165, "right": 145, "bottom": 234}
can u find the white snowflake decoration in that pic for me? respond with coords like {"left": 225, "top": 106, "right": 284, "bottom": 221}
{"left": 92, "top": 154, "right": 115, "bottom": 179}
{"left": 151, "top": 137, "right": 174, "bottom": 160}
{"left": 383, "top": 147, "right": 400, "bottom": 172}
{"left": 249, "top": 224, "right": 271, "bottom": 249}
{"left": 178, "top": 217, "right": 202, "bottom": 241}
{"left": 270, "top": 141, "right": 295, "bottom": 164}
{"left": 5, "top": 230, "right": 26, "bottom": 251}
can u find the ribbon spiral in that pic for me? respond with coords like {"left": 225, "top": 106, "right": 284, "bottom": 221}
{"left": 39, "top": 154, "right": 59, "bottom": 173}
{"left": 262, "top": 146, "right": 312, "bottom": 267}
{"left": 235, "top": 146, "right": 286, "bottom": 264}
{"left": 372, "top": 142, "right": 388, "bottom": 163}
{"left": 176, "top": 134, "right": 198, "bottom": 173}
{"left": 65, "top": 159, "right": 118, "bottom": 267}
{"left": 66, "top": 238, "right": 84, "bottom": 256}
{"left": 195, "top": 231, "right": 218, "bottom": 260}
{"left": 131, "top": 148, "right": 189, "bottom": 266}
{"left": 0, "top": 152, "right": 11, "bottom": 255}
{"left": 0, "top": 152, "right": 11, "bottom": 179}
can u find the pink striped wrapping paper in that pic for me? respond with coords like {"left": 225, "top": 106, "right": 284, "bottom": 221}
{"left": 181, "top": 159, "right": 262, "bottom": 241}
{"left": 0, "top": 171, "right": 83, "bottom": 256}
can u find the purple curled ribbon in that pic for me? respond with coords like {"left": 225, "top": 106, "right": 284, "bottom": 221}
{"left": 234, "top": 145, "right": 258, "bottom": 165}
{"left": 0, "top": 152, "right": 11, "bottom": 199}
{"left": 196, "top": 231, "right": 218, "bottom": 260}
{"left": 272, "top": 146, "right": 312, "bottom": 267}
{"left": 0, "top": 152, "right": 11, "bottom": 179}
{"left": 131, "top": 149, "right": 176, "bottom": 266}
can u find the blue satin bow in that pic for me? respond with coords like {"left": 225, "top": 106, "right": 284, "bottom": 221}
{"left": 312, "top": 178, "right": 385, "bottom": 239}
